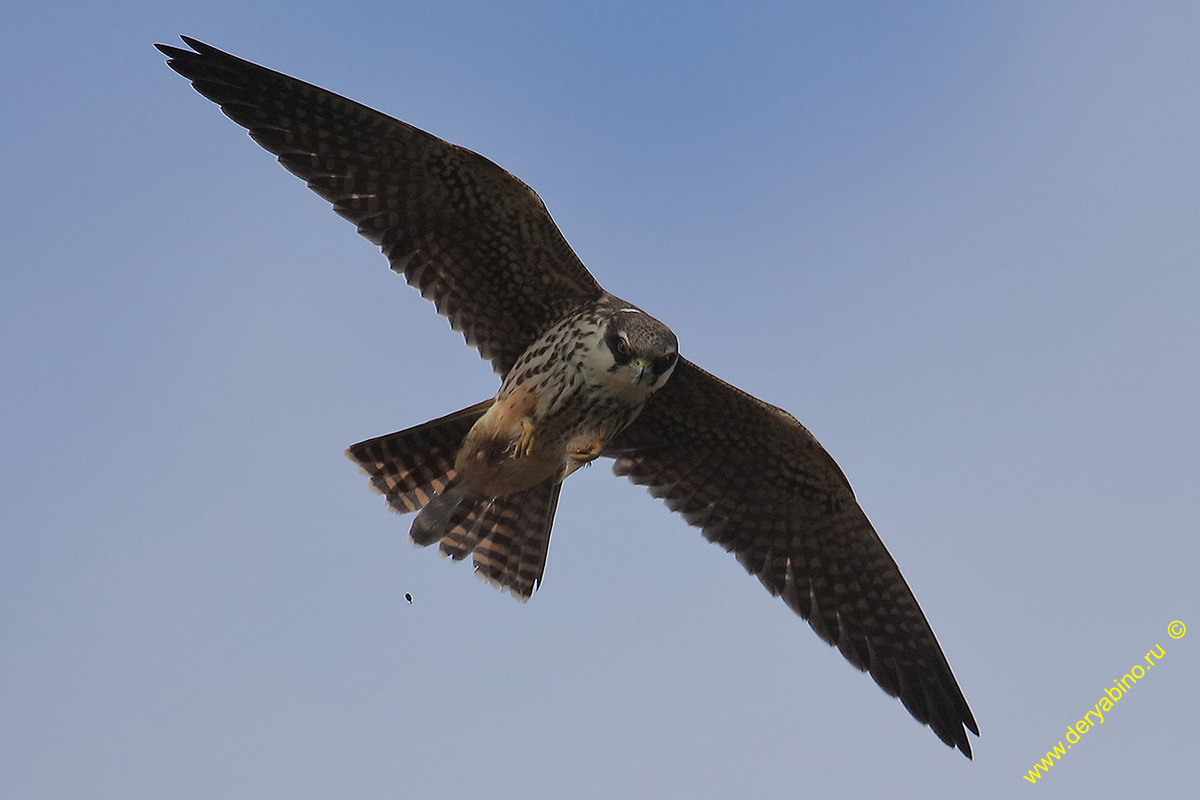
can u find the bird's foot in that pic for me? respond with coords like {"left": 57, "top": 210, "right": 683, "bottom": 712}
{"left": 568, "top": 439, "right": 603, "bottom": 465}
{"left": 514, "top": 417, "right": 536, "bottom": 458}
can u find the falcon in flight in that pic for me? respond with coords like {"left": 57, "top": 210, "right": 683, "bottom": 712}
{"left": 158, "top": 36, "right": 978, "bottom": 757}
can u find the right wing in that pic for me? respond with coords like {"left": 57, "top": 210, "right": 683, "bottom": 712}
{"left": 158, "top": 37, "right": 604, "bottom": 375}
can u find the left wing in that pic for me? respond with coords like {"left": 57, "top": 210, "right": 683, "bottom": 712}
{"left": 604, "top": 358, "right": 979, "bottom": 757}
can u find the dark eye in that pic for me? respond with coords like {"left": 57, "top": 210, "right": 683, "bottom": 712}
{"left": 653, "top": 352, "right": 678, "bottom": 375}
{"left": 606, "top": 333, "right": 631, "bottom": 364}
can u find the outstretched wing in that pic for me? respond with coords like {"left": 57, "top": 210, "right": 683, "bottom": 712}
{"left": 604, "top": 358, "right": 979, "bottom": 757}
{"left": 157, "top": 37, "right": 603, "bottom": 375}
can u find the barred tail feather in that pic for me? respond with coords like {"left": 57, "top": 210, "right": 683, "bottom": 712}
{"left": 346, "top": 400, "right": 563, "bottom": 599}
{"left": 410, "top": 479, "right": 563, "bottom": 600}
{"left": 345, "top": 400, "right": 492, "bottom": 514}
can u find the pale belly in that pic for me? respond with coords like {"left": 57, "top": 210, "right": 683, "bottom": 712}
{"left": 452, "top": 303, "right": 668, "bottom": 499}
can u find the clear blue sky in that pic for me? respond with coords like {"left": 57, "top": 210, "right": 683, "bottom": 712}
{"left": 3, "top": 1, "right": 1197, "bottom": 797}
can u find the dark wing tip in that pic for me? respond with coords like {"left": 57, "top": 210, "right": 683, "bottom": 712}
{"left": 609, "top": 360, "right": 980, "bottom": 758}
{"left": 155, "top": 35, "right": 222, "bottom": 57}
{"left": 179, "top": 35, "right": 216, "bottom": 52}
{"left": 886, "top": 652, "right": 977, "bottom": 758}
{"left": 155, "top": 36, "right": 215, "bottom": 64}
{"left": 155, "top": 37, "right": 240, "bottom": 87}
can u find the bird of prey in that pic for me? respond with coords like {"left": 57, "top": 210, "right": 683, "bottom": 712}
{"left": 158, "top": 36, "right": 978, "bottom": 757}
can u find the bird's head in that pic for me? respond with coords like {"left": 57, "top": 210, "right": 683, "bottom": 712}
{"left": 601, "top": 306, "right": 679, "bottom": 393}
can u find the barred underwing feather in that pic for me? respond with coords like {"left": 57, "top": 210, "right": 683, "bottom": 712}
{"left": 157, "top": 36, "right": 603, "bottom": 376}
{"left": 606, "top": 359, "right": 979, "bottom": 756}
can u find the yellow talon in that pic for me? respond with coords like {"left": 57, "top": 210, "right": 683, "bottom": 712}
{"left": 515, "top": 417, "right": 536, "bottom": 458}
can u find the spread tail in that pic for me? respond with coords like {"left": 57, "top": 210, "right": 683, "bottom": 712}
{"left": 346, "top": 400, "right": 563, "bottom": 599}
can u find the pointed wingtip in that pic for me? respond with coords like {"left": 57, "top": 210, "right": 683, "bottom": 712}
{"left": 956, "top": 735, "right": 974, "bottom": 760}
{"left": 155, "top": 35, "right": 194, "bottom": 56}
{"left": 155, "top": 36, "right": 239, "bottom": 66}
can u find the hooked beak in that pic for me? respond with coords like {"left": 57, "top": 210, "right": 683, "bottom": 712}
{"left": 630, "top": 357, "right": 650, "bottom": 384}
